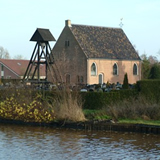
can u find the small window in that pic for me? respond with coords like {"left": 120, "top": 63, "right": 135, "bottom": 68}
{"left": 6, "top": 75, "right": 11, "bottom": 79}
{"left": 77, "top": 75, "right": 84, "bottom": 83}
{"left": 113, "top": 63, "right": 118, "bottom": 75}
{"left": 77, "top": 75, "right": 79, "bottom": 83}
{"left": 80, "top": 76, "right": 83, "bottom": 83}
{"left": 91, "top": 63, "right": 97, "bottom": 76}
{"left": 133, "top": 63, "right": 138, "bottom": 75}
{"left": 65, "top": 40, "right": 70, "bottom": 47}
{"left": 66, "top": 74, "right": 70, "bottom": 84}
{"left": 1, "top": 64, "right": 4, "bottom": 71}
{"left": 17, "top": 62, "right": 21, "bottom": 66}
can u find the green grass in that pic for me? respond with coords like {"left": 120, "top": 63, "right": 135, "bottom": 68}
{"left": 83, "top": 109, "right": 98, "bottom": 115}
{"left": 119, "top": 119, "right": 160, "bottom": 126}
{"left": 83, "top": 109, "right": 160, "bottom": 126}
{"left": 83, "top": 109, "right": 111, "bottom": 120}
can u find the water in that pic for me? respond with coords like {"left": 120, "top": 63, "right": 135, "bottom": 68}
{"left": 0, "top": 124, "right": 159, "bottom": 160}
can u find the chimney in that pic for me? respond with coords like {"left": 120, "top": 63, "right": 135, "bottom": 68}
{"left": 65, "top": 19, "right": 72, "bottom": 27}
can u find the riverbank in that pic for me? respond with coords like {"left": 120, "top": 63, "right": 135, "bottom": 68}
{"left": 0, "top": 118, "right": 160, "bottom": 134}
{"left": 0, "top": 88, "right": 160, "bottom": 134}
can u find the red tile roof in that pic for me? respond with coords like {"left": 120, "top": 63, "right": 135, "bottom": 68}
{"left": 0, "top": 59, "right": 45, "bottom": 77}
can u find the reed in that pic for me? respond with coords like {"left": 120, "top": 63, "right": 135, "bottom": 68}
{"left": 105, "top": 96, "right": 160, "bottom": 120}
{"left": 51, "top": 88, "right": 86, "bottom": 122}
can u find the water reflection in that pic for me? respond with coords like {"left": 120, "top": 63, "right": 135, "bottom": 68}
{"left": 0, "top": 124, "right": 159, "bottom": 160}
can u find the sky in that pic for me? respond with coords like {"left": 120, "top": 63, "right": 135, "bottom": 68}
{"left": 0, "top": 0, "right": 160, "bottom": 60}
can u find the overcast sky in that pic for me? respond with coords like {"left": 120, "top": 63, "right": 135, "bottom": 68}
{"left": 0, "top": 0, "right": 160, "bottom": 59}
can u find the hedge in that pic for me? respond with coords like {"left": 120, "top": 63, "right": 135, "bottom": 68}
{"left": 81, "top": 89, "right": 138, "bottom": 109}
{"left": 0, "top": 88, "right": 139, "bottom": 110}
{"left": 136, "top": 79, "right": 160, "bottom": 103}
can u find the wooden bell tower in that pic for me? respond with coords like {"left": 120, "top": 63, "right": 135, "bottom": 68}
{"left": 23, "top": 28, "right": 56, "bottom": 86}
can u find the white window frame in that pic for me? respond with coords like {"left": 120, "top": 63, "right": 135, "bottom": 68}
{"left": 91, "top": 63, "right": 97, "bottom": 76}
{"left": 99, "top": 73, "right": 103, "bottom": 84}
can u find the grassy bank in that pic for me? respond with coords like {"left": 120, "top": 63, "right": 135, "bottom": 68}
{"left": 119, "top": 119, "right": 160, "bottom": 126}
{"left": 83, "top": 96, "right": 160, "bottom": 126}
{"left": 0, "top": 88, "right": 160, "bottom": 126}
{"left": 84, "top": 109, "right": 160, "bottom": 126}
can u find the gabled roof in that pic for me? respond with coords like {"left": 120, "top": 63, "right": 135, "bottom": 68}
{"left": 69, "top": 24, "right": 140, "bottom": 60}
{"left": 30, "top": 28, "right": 56, "bottom": 42}
{"left": 0, "top": 59, "right": 45, "bottom": 76}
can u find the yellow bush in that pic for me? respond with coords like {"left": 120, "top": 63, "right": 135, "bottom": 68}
{"left": 0, "top": 93, "right": 55, "bottom": 123}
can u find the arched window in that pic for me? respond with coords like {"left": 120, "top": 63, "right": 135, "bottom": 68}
{"left": 113, "top": 63, "right": 118, "bottom": 75}
{"left": 99, "top": 73, "right": 103, "bottom": 84}
{"left": 91, "top": 63, "right": 97, "bottom": 76}
{"left": 133, "top": 63, "right": 138, "bottom": 75}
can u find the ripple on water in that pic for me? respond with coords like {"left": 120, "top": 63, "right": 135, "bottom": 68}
{"left": 0, "top": 124, "right": 160, "bottom": 160}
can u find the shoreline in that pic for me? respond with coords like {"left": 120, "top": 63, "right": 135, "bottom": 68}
{"left": 0, "top": 119, "right": 160, "bottom": 134}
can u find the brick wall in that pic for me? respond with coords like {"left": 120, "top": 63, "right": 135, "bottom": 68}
{"left": 51, "top": 26, "right": 87, "bottom": 85}
{"left": 0, "top": 66, "right": 19, "bottom": 79}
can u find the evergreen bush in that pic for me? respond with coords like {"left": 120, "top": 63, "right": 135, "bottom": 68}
{"left": 148, "top": 64, "right": 160, "bottom": 79}
{"left": 122, "top": 73, "right": 129, "bottom": 89}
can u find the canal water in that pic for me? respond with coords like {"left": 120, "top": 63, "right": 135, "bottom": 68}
{"left": 0, "top": 124, "right": 159, "bottom": 160}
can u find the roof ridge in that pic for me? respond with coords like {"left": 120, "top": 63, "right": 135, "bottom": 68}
{"left": 0, "top": 59, "right": 29, "bottom": 61}
{"left": 71, "top": 24, "right": 121, "bottom": 30}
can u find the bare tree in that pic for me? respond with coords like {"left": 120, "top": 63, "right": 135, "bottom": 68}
{"left": 140, "top": 53, "right": 148, "bottom": 60}
{"left": 157, "top": 49, "right": 160, "bottom": 60}
{"left": 0, "top": 46, "right": 10, "bottom": 59}
{"left": 148, "top": 55, "right": 158, "bottom": 64}
{"left": 13, "top": 54, "right": 26, "bottom": 60}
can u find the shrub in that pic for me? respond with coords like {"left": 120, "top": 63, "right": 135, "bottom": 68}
{"left": 0, "top": 89, "right": 55, "bottom": 123}
{"left": 105, "top": 96, "right": 160, "bottom": 120}
{"left": 0, "top": 88, "right": 86, "bottom": 123}
{"left": 81, "top": 92, "right": 105, "bottom": 109}
{"left": 81, "top": 89, "right": 138, "bottom": 109}
{"left": 136, "top": 80, "right": 160, "bottom": 103}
